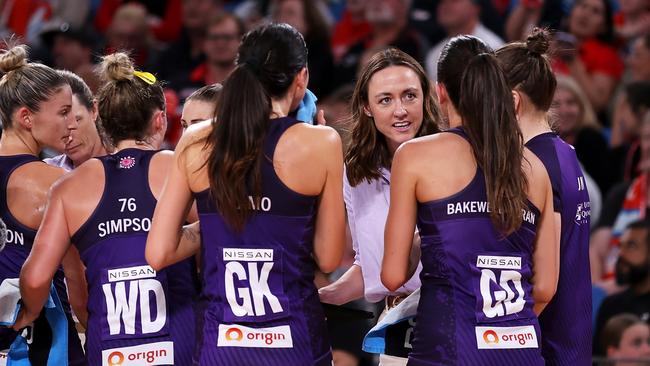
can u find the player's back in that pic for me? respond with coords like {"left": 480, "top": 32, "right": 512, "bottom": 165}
{"left": 71, "top": 149, "right": 197, "bottom": 366}
{"left": 409, "top": 128, "right": 544, "bottom": 366}
{"left": 526, "top": 132, "right": 592, "bottom": 365}
{"left": 194, "top": 116, "right": 332, "bottom": 366}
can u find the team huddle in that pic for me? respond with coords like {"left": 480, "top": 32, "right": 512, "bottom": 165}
{"left": 0, "top": 22, "right": 590, "bottom": 366}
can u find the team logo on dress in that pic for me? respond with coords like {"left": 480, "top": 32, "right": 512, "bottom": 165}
{"left": 102, "top": 342, "right": 173, "bottom": 366}
{"left": 574, "top": 201, "right": 591, "bottom": 225}
{"left": 225, "top": 327, "right": 244, "bottom": 341}
{"left": 475, "top": 326, "right": 538, "bottom": 349}
{"left": 217, "top": 324, "right": 293, "bottom": 348}
{"left": 483, "top": 330, "right": 499, "bottom": 344}
{"left": 119, "top": 156, "right": 136, "bottom": 169}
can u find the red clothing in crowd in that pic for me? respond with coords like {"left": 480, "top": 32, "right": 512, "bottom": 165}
{"left": 94, "top": 0, "right": 182, "bottom": 42}
{"left": 553, "top": 38, "right": 624, "bottom": 80}
{"left": 1, "top": 0, "right": 51, "bottom": 38}
{"left": 331, "top": 10, "right": 372, "bottom": 62}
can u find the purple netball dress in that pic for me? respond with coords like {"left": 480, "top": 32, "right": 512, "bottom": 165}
{"left": 409, "top": 128, "right": 544, "bottom": 366}
{"left": 70, "top": 149, "right": 198, "bottom": 366}
{"left": 0, "top": 155, "right": 86, "bottom": 365}
{"left": 193, "top": 116, "right": 332, "bottom": 365}
{"left": 526, "top": 133, "right": 592, "bottom": 365}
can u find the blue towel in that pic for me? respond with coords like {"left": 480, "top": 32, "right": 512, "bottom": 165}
{"left": 294, "top": 89, "right": 318, "bottom": 124}
{"left": 0, "top": 279, "right": 68, "bottom": 366}
{"left": 363, "top": 289, "right": 420, "bottom": 354}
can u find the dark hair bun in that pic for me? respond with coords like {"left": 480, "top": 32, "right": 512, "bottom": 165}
{"left": 526, "top": 28, "right": 551, "bottom": 55}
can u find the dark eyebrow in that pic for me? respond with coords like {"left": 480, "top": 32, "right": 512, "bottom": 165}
{"left": 373, "top": 92, "right": 392, "bottom": 99}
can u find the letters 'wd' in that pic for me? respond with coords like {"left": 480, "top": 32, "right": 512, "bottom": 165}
{"left": 102, "top": 265, "right": 167, "bottom": 337}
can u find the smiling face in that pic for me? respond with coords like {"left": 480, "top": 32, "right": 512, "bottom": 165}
{"left": 365, "top": 65, "right": 424, "bottom": 154}
{"left": 29, "top": 85, "right": 73, "bottom": 152}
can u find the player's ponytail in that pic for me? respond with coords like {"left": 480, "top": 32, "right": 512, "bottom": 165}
{"left": 438, "top": 36, "right": 527, "bottom": 235}
{"left": 207, "top": 23, "right": 308, "bottom": 231}
{"left": 458, "top": 52, "right": 528, "bottom": 235}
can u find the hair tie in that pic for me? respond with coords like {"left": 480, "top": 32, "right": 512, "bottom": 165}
{"left": 133, "top": 70, "right": 156, "bottom": 85}
{"left": 241, "top": 59, "right": 261, "bottom": 74}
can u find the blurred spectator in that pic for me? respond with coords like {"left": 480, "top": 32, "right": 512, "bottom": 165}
{"left": 163, "top": 88, "right": 182, "bottom": 148}
{"left": 49, "top": 0, "right": 91, "bottom": 30}
{"left": 271, "top": 0, "right": 335, "bottom": 98}
{"left": 602, "top": 313, "right": 650, "bottom": 365}
{"left": 594, "top": 220, "right": 650, "bottom": 355}
{"left": 0, "top": 0, "right": 51, "bottom": 43}
{"left": 334, "top": 0, "right": 426, "bottom": 90}
{"left": 614, "top": 0, "right": 650, "bottom": 43}
{"left": 95, "top": 0, "right": 182, "bottom": 42}
{"left": 591, "top": 115, "right": 650, "bottom": 292}
{"left": 104, "top": 3, "right": 158, "bottom": 68}
{"left": 611, "top": 82, "right": 650, "bottom": 183}
{"left": 552, "top": 75, "right": 612, "bottom": 194}
{"left": 40, "top": 21, "right": 101, "bottom": 92}
{"left": 318, "top": 83, "right": 354, "bottom": 149}
{"left": 154, "top": 0, "right": 222, "bottom": 96}
{"left": 187, "top": 13, "right": 243, "bottom": 92}
{"left": 424, "top": 0, "right": 504, "bottom": 81}
{"left": 552, "top": 0, "right": 624, "bottom": 112}
{"left": 331, "top": 0, "right": 371, "bottom": 63}
{"left": 627, "top": 33, "right": 650, "bottom": 82}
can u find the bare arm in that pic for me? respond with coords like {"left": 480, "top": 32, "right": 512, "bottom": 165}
{"left": 312, "top": 130, "right": 346, "bottom": 273}
{"left": 532, "top": 176, "right": 560, "bottom": 315}
{"left": 146, "top": 135, "right": 199, "bottom": 271}
{"left": 318, "top": 264, "right": 365, "bottom": 305}
{"left": 505, "top": 3, "right": 542, "bottom": 41}
{"left": 569, "top": 61, "right": 617, "bottom": 111}
{"left": 590, "top": 227, "right": 613, "bottom": 284}
{"left": 15, "top": 183, "right": 73, "bottom": 330}
{"left": 382, "top": 144, "right": 418, "bottom": 291}
{"left": 62, "top": 245, "right": 88, "bottom": 328}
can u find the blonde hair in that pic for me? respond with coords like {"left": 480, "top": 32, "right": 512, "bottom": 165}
{"left": 0, "top": 44, "right": 67, "bottom": 129}
{"left": 554, "top": 75, "right": 600, "bottom": 130}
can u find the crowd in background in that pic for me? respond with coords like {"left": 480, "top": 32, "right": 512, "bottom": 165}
{"left": 1, "top": 0, "right": 650, "bottom": 364}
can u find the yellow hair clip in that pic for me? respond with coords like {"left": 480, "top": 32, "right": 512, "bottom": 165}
{"left": 133, "top": 70, "right": 156, "bottom": 85}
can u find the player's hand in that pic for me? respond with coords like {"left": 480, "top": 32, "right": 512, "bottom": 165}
{"left": 317, "top": 109, "right": 327, "bottom": 126}
{"left": 12, "top": 306, "right": 38, "bottom": 331}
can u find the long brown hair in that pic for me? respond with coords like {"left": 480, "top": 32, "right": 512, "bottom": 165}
{"left": 206, "top": 23, "right": 308, "bottom": 231}
{"left": 438, "top": 36, "right": 528, "bottom": 235}
{"left": 345, "top": 48, "right": 442, "bottom": 187}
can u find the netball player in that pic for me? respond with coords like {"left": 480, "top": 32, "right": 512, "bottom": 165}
{"left": 318, "top": 48, "right": 441, "bottom": 364}
{"left": 382, "top": 35, "right": 559, "bottom": 365}
{"left": 180, "top": 83, "right": 222, "bottom": 131}
{"left": 15, "top": 53, "right": 198, "bottom": 366}
{"left": 496, "top": 29, "right": 592, "bottom": 365}
{"left": 145, "top": 23, "right": 345, "bottom": 365}
{"left": 45, "top": 70, "right": 107, "bottom": 171}
{"left": 0, "top": 44, "right": 85, "bottom": 365}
